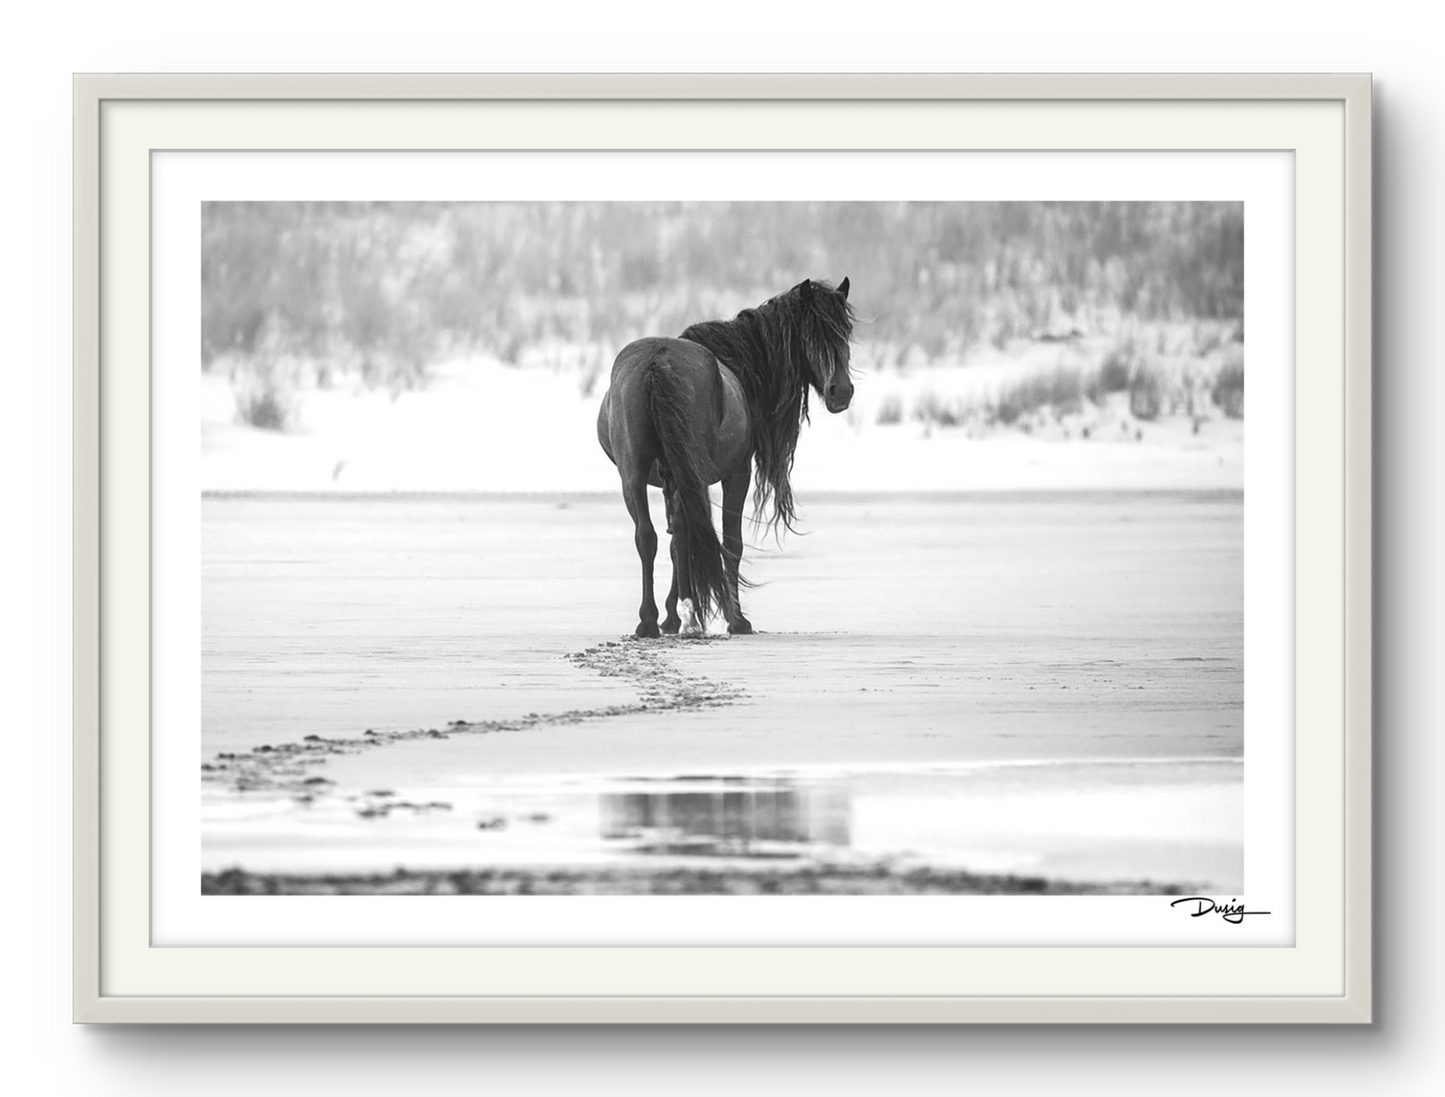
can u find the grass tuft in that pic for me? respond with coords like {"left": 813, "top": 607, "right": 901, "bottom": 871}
{"left": 875, "top": 392, "right": 904, "bottom": 425}
{"left": 1127, "top": 361, "right": 1165, "bottom": 421}
{"left": 1212, "top": 358, "right": 1245, "bottom": 419}
{"left": 234, "top": 382, "right": 294, "bottom": 431}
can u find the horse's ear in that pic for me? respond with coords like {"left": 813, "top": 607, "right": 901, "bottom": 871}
{"left": 798, "top": 279, "right": 813, "bottom": 302}
{"left": 838, "top": 276, "right": 850, "bottom": 300}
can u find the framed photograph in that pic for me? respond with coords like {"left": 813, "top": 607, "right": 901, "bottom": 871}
{"left": 74, "top": 73, "right": 1372, "bottom": 1023}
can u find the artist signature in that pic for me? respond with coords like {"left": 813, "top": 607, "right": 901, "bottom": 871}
{"left": 1169, "top": 897, "right": 1272, "bottom": 925}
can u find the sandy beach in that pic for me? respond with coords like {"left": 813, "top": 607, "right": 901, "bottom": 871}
{"left": 202, "top": 491, "right": 1243, "bottom": 893}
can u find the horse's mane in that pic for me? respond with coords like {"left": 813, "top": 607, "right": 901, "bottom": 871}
{"left": 679, "top": 279, "right": 854, "bottom": 534}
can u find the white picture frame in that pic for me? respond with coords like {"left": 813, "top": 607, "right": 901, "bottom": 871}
{"left": 74, "top": 73, "right": 1372, "bottom": 1023}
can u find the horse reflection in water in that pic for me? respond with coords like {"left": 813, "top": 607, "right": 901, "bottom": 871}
{"left": 601, "top": 779, "right": 850, "bottom": 858}
{"left": 596, "top": 278, "right": 855, "bottom": 637}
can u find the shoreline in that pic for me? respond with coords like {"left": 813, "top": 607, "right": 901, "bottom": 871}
{"left": 201, "top": 863, "right": 1205, "bottom": 897}
{"left": 200, "top": 486, "right": 1245, "bottom": 501}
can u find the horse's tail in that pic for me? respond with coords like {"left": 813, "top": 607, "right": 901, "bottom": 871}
{"left": 647, "top": 364, "right": 737, "bottom": 626}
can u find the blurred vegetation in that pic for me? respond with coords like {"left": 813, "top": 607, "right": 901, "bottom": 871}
{"left": 202, "top": 201, "right": 1243, "bottom": 427}
{"left": 903, "top": 331, "right": 1244, "bottom": 435}
{"left": 1212, "top": 359, "right": 1246, "bottom": 419}
{"left": 205, "top": 202, "right": 1240, "bottom": 361}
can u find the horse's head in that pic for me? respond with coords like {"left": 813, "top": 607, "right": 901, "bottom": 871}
{"left": 796, "top": 276, "right": 855, "bottom": 413}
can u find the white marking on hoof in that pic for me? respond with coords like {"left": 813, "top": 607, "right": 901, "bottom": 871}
{"left": 680, "top": 599, "right": 704, "bottom": 638}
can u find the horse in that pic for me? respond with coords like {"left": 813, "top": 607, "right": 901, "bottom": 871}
{"left": 596, "top": 277, "right": 855, "bottom": 638}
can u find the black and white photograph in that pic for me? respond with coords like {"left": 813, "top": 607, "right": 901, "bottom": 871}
{"left": 194, "top": 197, "right": 1250, "bottom": 905}
{"left": 63, "top": 66, "right": 1374, "bottom": 1024}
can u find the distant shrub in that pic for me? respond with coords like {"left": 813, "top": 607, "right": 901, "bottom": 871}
{"left": 1097, "top": 342, "right": 1134, "bottom": 395}
{"left": 234, "top": 377, "right": 295, "bottom": 431}
{"left": 1127, "top": 362, "right": 1164, "bottom": 421}
{"left": 1046, "top": 368, "right": 1085, "bottom": 413}
{"left": 1212, "top": 360, "right": 1245, "bottom": 419}
{"left": 914, "top": 390, "right": 961, "bottom": 428}
{"left": 875, "top": 393, "right": 904, "bottom": 425}
{"left": 994, "top": 367, "right": 1085, "bottom": 426}
{"left": 994, "top": 393, "right": 1023, "bottom": 426}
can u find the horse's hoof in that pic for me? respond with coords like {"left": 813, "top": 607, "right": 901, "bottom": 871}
{"left": 660, "top": 617, "right": 681, "bottom": 634}
{"left": 728, "top": 618, "right": 754, "bottom": 635}
{"left": 633, "top": 622, "right": 660, "bottom": 639}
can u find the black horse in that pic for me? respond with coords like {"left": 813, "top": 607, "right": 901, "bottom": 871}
{"left": 596, "top": 277, "right": 855, "bottom": 638}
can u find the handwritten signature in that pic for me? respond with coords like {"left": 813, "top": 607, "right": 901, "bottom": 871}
{"left": 1169, "top": 897, "right": 1271, "bottom": 925}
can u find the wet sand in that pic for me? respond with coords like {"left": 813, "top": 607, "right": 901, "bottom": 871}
{"left": 202, "top": 492, "right": 1243, "bottom": 892}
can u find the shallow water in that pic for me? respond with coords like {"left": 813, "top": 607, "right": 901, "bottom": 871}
{"left": 204, "top": 761, "right": 1242, "bottom": 890}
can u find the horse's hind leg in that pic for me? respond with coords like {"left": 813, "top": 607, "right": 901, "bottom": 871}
{"left": 721, "top": 468, "right": 753, "bottom": 635}
{"left": 620, "top": 474, "right": 660, "bottom": 638}
{"left": 661, "top": 553, "right": 682, "bottom": 634}
{"left": 660, "top": 486, "right": 682, "bottom": 633}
